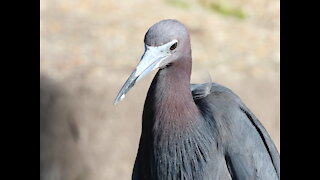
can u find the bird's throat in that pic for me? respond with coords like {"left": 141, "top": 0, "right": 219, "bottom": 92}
{"left": 151, "top": 63, "right": 200, "bottom": 129}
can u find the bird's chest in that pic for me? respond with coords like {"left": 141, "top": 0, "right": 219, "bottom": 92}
{"left": 148, "top": 120, "right": 218, "bottom": 180}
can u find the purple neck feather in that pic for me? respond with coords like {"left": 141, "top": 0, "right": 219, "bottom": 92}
{"left": 146, "top": 56, "right": 201, "bottom": 131}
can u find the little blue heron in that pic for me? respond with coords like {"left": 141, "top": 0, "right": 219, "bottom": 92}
{"left": 114, "top": 19, "right": 279, "bottom": 180}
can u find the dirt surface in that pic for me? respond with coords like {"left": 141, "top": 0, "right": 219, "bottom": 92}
{"left": 40, "top": 0, "right": 279, "bottom": 179}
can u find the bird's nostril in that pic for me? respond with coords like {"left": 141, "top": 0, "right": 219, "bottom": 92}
{"left": 170, "top": 42, "right": 177, "bottom": 50}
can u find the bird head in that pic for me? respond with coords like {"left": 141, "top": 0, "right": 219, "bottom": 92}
{"left": 114, "top": 19, "right": 191, "bottom": 104}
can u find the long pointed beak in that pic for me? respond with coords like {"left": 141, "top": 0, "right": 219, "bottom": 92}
{"left": 114, "top": 40, "right": 177, "bottom": 104}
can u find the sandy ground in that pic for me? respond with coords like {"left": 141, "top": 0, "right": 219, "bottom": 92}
{"left": 40, "top": 0, "right": 279, "bottom": 179}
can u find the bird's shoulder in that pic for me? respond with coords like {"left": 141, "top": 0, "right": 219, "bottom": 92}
{"left": 190, "top": 82, "right": 240, "bottom": 103}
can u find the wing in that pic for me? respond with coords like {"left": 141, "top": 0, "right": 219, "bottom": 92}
{"left": 191, "top": 83, "right": 280, "bottom": 179}
{"left": 132, "top": 155, "right": 140, "bottom": 180}
{"left": 131, "top": 133, "right": 152, "bottom": 180}
{"left": 238, "top": 103, "right": 280, "bottom": 177}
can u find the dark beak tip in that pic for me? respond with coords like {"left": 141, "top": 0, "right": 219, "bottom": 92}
{"left": 113, "top": 92, "right": 126, "bottom": 105}
{"left": 113, "top": 96, "right": 121, "bottom": 105}
{"left": 113, "top": 99, "right": 121, "bottom": 105}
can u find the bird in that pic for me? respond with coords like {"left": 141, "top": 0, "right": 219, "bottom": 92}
{"left": 114, "top": 19, "right": 280, "bottom": 180}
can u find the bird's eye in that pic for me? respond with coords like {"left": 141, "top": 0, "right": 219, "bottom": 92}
{"left": 170, "top": 42, "right": 177, "bottom": 51}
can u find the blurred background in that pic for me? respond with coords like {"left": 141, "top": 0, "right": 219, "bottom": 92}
{"left": 40, "top": 0, "right": 279, "bottom": 179}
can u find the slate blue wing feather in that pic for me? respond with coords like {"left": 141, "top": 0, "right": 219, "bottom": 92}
{"left": 191, "top": 83, "right": 280, "bottom": 180}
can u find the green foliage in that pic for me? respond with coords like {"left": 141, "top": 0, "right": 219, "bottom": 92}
{"left": 165, "top": 0, "right": 189, "bottom": 9}
{"left": 200, "top": 0, "right": 246, "bottom": 19}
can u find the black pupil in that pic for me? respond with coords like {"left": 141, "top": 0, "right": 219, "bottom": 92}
{"left": 170, "top": 42, "right": 177, "bottom": 50}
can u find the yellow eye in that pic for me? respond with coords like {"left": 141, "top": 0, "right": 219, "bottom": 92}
{"left": 170, "top": 42, "right": 177, "bottom": 50}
